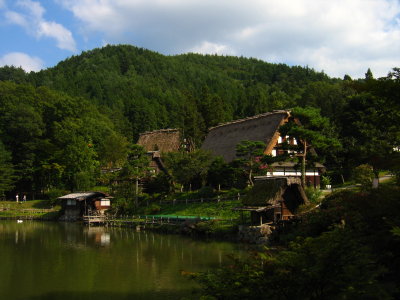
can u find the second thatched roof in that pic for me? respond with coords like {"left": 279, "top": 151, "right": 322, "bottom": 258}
{"left": 137, "top": 129, "right": 182, "bottom": 153}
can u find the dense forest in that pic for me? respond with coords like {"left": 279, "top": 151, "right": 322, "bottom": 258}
{"left": 0, "top": 44, "right": 399, "bottom": 198}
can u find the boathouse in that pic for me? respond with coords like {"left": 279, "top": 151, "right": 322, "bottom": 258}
{"left": 58, "top": 192, "right": 112, "bottom": 221}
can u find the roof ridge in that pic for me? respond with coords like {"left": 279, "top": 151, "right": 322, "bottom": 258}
{"left": 139, "top": 128, "right": 180, "bottom": 136}
{"left": 208, "top": 110, "right": 290, "bottom": 131}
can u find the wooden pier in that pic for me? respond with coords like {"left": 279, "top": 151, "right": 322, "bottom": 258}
{"left": 83, "top": 215, "right": 107, "bottom": 225}
{"left": 83, "top": 215, "right": 216, "bottom": 227}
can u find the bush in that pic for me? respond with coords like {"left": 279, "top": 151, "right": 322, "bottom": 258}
{"left": 353, "top": 164, "right": 374, "bottom": 190}
{"left": 197, "top": 186, "right": 215, "bottom": 198}
{"left": 305, "top": 187, "right": 323, "bottom": 204}
{"left": 44, "top": 188, "right": 68, "bottom": 205}
{"left": 321, "top": 175, "right": 331, "bottom": 188}
{"left": 145, "top": 204, "right": 161, "bottom": 215}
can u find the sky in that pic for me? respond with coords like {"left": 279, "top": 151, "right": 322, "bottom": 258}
{"left": 0, "top": 0, "right": 399, "bottom": 79}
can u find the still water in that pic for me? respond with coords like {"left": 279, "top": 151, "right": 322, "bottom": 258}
{"left": 0, "top": 221, "right": 244, "bottom": 300}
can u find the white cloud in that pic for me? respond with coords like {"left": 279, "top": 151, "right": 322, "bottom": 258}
{"left": 0, "top": 52, "right": 44, "bottom": 72}
{"left": 190, "top": 41, "right": 235, "bottom": 56}
{"left": 5, "top": 10, "right": 29, "bottom": 27}
{"left": 5, "top": 0, "right": 76, "bottom": 52}
{"left": 38, "top": 21, "right": 76, "bottom": 52}
{"left": 57, "top": 0, "right": 400, "bottom": 78}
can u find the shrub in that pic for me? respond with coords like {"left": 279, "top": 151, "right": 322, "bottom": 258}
{"left": 145, "top": 204, "right": 161, "bottom": 215}
{"left": 321, "top": 175, "right": 331, "bottom": 188}
{"left": 305, "top": 187, "right": 323, "bottom": 204}
{"left": 353, "top": 164, "right": 374, "bottom": 190}
{"left": 197, "top": 186, "right": 215, "bottom": 198}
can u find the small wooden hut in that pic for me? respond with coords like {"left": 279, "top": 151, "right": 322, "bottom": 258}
{"left": 235, "top": 177, "right": 308, "bottom": 225}
{"left": 58, "top": 192, "right": 112, "bottom": 221}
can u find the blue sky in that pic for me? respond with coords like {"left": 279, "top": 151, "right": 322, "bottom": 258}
{"left": 0, "top": 0, "right": 399, "bottom": 78}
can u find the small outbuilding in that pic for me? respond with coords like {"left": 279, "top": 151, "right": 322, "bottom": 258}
{"left": 235, "top": 176, "right": 308, "bottom": 225}
{"left": 58, "top": 192, "right": 112, "bottom": 221}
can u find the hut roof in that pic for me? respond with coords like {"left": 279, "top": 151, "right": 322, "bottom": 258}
{"left": 242, "top": 177, "right": 308, "bottom": 207}
{"left": 58, "top": 192, "right": 107, "bottom": 201}
{"left": 137, "top": 129, "right": 181, "bottom": 153}
{"left": 201, "top": 110, "right": 290, "bottom": 162}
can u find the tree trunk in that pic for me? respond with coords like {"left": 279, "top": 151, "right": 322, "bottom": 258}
{"left": 248, "top": 161, "right": 254, "bottom": 186}
{"left": 372, "top": 169, "right": 379, "bottom": 189}
{"left": 301, "top": 140, "right": 307, "bottom": 188}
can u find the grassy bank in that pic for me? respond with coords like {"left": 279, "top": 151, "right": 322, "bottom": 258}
{"left": 143, "top": 199, "right": 242, "bottom": 220}
{"left": 0, "top": 200, "right": 61, "bottom": 220}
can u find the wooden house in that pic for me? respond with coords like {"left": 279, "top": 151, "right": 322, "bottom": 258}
{"left": 235, "top": 176, "right": 309, "bottom": 225}
{"left": 58, "top": 192, "right": 112, "bottom": 221}
{"left": 201, "top": 110, "right": 324, "bottom": 187}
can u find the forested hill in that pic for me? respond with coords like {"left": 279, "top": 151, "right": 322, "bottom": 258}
{"left": 1, "top": 44, "right": 340, "bottom": 143}
{"left": 0, "top": 43, "right": 399, "bottom": 197}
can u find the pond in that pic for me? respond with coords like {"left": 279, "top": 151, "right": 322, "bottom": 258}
{"left": 0, "top": 221, "right": 245, "bottom": 300}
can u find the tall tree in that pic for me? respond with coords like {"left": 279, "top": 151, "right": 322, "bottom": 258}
{"left": 235, "top": 140, "right": 266, "bottom": 186}
{"left": 164, "top": 149, "right": 213, "bottom": 190}
{"left": 279, "top": 107, "right": 340, "bottom": 187}
{"left": 0, "top": 140, "right": 15, "bottom": 198}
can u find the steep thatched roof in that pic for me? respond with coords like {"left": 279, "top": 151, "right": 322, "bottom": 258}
{"left": 137, "top": 129, "right": 181, "bottom": 153}
{"left": 242, "top": 177, "right": 308, "bottom": 207}
{"left": 201, "top": 110, "right": 290, "bottom": 162}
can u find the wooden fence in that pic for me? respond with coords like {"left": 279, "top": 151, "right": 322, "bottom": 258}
{"left": 149, "top": 193, "right": 243, "bottom": 206}
{"left": 83, "top": 214, "right": 222, "bottom": 226}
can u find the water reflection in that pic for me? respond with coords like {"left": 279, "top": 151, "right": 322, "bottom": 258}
{"left": 0, "top": 221, "right": 245, "bottom": 300}
{"left": 86, "top": 227, "right": 111, "bottom": 246}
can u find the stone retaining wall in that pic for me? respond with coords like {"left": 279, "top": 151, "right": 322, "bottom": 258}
{"left": 238, "top": 224, "right": 276, "bottom": 244}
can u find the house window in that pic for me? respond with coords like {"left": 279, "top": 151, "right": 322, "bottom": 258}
{"left": 67, "top": 199, "right": 76, "bottom": 206}
{"left": 278, "top": 136, "right": 283, "bottom": 144}
{"left": 100, "top": 199, "right": 110, "bottom": 206}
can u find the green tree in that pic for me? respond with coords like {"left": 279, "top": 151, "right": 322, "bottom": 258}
{"left": 98, "top": 133, "right": 129, "bottom": 169}
{"left": 114, "top": 144, "right": 150, "bottom": 208}
{"left": 235, "top": 140, "right": 266, "bottom": 186}
{"left": 164, "top": 149, "right": 213, "bottom": 190}
{"left": 352, "top": 164, "right": 374, "bottom": 190}
{"left": 341, "top": 83, "right": 400, "bottom": 185}
{"left": 279, "top": 107, "right": 340, "bottom": 187}
{"left": 0, "top": 140, "right": 15, "bottom": 198}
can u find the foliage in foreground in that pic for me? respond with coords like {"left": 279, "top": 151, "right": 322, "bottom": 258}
{"left": 195, "top": 185, "right": 400, "bottom": 299}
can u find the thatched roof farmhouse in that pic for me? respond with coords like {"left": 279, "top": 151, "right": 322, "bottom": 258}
{"left": 201, "top": 110, "right": 290, "bottom": 162}
{"left": 137, "top": 128, "right": 193, "bottom": 176}
{"left": 201, "top": 110, "right": 324, "bottom": 187}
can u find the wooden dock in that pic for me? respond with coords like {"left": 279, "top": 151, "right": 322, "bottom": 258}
{"left": 83, "top": 215, "right": 107, "bottom": 225}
